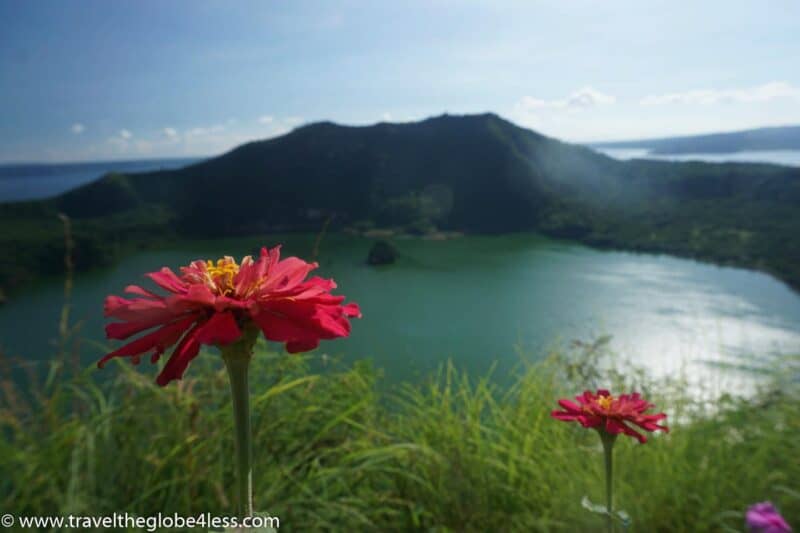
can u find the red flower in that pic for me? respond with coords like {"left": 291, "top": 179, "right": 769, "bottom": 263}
{"left": 551, "top": 389, "right": 669, "bottom": 443}
{"left": 99, "top": 246, "right": 361, "bottom": 385}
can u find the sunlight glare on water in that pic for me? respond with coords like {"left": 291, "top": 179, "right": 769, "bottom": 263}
{"left": 1, "top": 234, "right": 798, "bottom": 397}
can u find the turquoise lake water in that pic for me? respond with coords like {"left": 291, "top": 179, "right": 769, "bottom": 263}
{"left": 1, "top": 233, "right": 799, "bottom": 392}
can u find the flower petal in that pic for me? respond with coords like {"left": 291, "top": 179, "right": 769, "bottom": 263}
{"left": 261, "top": 257, "right": 318, "bottom": 292}
{"left": 146, "top": 267, "right": 188, "bottom": 293}
{"left": 155, "top": 323, "right": 203, "bottom": 386}
{"left": 98, "top": 315, "right": 197, "bottom": 368}
{"left": 252, "top": 309, "right": 320, "bottom": 352}
{"left": 101, "top": 245, "right": 360, "bottom": 384}
{"left": 606, "top": 418, "right": 646, "bottom": 443}
{"left": 552, "top": 389, "right": 668, "bottom": 443}
{"left": 194, "top": 311, "right": 241, "bottom": 346}
{"left": 286, "top": 338, "right": 320, "bottom": 353}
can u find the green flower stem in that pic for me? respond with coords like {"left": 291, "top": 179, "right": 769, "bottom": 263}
{"left": 221, "top": 327, "right": 259, "bottom": 518}
{"left": 599, "top": 431, "right": 618, "bottom": 533}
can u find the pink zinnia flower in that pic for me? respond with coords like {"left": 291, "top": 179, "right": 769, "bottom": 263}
{"left": 551, "top": 389, "right": 669, "bottom": 443}
{"left": 747, "top": 502, "right": 792, "bottom": 533}
{"left": 99, "top": 245, "right": 361, "bottom": 385}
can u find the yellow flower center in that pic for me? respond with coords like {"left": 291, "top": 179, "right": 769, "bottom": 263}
{"left": 596, "top": 395, "right": 615, "bottom": 411}
{"left": 206, "top": 257, "right": 240, "bottom": 295}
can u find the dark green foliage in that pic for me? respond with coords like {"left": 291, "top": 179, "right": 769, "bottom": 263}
{"left": 2, "top": 342, "right": 798, "bottom": 531}
{"left": 2, "top": 113, "right": 800, "bottom": 293}
{"left": 57, "top": 172, "right": 143, "bottom": 218}
{"left": 367, "top": 240, "right": 397, "bottom": 265}
{"left": 0, "top": 204, "right": 174, "bottom": 293}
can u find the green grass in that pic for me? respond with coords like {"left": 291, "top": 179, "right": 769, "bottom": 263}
{"left": 1, "top": 342, "right": 798, "bottom": 532}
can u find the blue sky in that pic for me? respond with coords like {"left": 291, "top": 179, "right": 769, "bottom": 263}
{"left": 1, "top": 0, "right": 799, "bottom": 162}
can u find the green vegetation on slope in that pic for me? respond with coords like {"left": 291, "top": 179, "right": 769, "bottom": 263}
{"left": 0, "top": 196, "right": 175, "bottom": 291}
{"left": 2, "top": 113, "right": 800, "bottom": 294}
{"left": 2, "top": 340, "right": 798, "bottom": 531}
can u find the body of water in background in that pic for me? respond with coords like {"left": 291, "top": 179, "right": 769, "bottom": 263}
{"left": 2, "top": 153, "right": 800, "bottom": 393}
{"left": 595, "top": 148, "right": 800, "bottom": 167}
{"left": 0, "top": 158, "right": 202, "bottom": 202}
{"left": 1, "top": 234, "right": 799, "bottom": 394}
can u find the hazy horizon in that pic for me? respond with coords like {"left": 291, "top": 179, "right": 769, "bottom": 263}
{"left": 2, "top": 113, "right": 800, "bottom": 166}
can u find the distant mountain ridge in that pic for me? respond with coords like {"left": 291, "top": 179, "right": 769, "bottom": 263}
{"left": 56, "top": 113, "right": 628, "bottom": 234}
{"left": 1, "top": 113, "right": 800, "bottom": 294}
{"left": 591, "top": 125, "right": 800, "bottom": 155}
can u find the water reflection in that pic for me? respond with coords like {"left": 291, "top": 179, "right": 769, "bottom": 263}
{"left": 0, "top": 234, "right": 798, "bottom": 398}
{"left": 595, "top": 148, "right": 800, "bottom": 167}
{"left": 586, "top": 254, "right": 800, "bottom": 395}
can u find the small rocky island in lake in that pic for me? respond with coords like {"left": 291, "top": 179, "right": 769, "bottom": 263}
{"left": 367, "top": 240, "right": 397, "bottom": 265}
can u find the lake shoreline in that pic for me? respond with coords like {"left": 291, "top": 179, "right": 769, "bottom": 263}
{"left": 2, "top": 225, "right": 799, "bottom": 305}
{"left": 2, "top": 231, "right": 799, "bottom": 399}
{"left": 568, "top": 230, "right": 800, "bottom": 293}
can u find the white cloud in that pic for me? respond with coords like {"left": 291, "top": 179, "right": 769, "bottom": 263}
{"left": 382, "top": 112, "right": 393, "bottom": 121}
{"left": 106, "top": 129, "right": 133, "bottom": 152}
{"left": 283, "top": 116, "right": 303, "bottom": 125}
{"left": 71, "top": 123, "right": 85, "bottom": 134}
{"left": 515, "top": 86, "right": 616, "bottom": 111}
{"left": 63, "top": 118, "right": 304, "bottom": 161}
{"left": 641, "top": 81, "right": 800, "bottom": 106}
{"left": 258, "top": 115, "right": 274, "bottom": 124}
{"left": 186, "top": 124, "right": 225, "bottom": 137}
{"left": 565, "top": 87, "right": 616, "bottom": 108}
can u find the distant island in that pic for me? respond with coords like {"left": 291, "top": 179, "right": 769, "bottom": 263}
{"left": 1, "top": 113, "right": 799, "bottom": 297}
{"left": 591, "top": 125, "right": 800, "bottom": 155}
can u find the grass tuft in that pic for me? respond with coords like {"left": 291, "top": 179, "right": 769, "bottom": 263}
{"left": 1, "top": 341, "right": 798, "bottom": 532}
